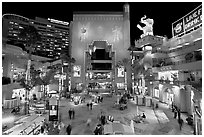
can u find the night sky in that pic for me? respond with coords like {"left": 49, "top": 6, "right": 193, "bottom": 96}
{"left": 2, "top": 2, "right": 202, "bottom": 45}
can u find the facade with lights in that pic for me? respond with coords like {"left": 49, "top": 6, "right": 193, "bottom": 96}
{"left": 2, "top": 14, "right": 70, "bottom": 59}
{"left": 131, "top": 4, "right": 202, "bottom": 135}
{"left": 71, "top": 4, "right": 131, "bottom": 91}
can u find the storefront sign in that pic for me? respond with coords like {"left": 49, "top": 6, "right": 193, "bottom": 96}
{"left": 172, "top": 5, "right": 202, "bottom": 37}
{"left": 118, "top": 66, "right": 124, "bottom": 77}
{"left": 73, "top": 65, "right": 81, "bottom": 77}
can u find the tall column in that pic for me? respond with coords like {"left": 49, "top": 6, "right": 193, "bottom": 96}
{"left": 123, "top": 3, "right": 131, "bottom": 91}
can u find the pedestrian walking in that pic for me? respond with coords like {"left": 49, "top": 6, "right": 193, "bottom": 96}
{"left": 66, "top": 124, "right": 72, "bottom": 135}
{"left": 86, "top": 118, "right": 92, "bottom": 127}
{"left": 87, "top": 103, "right": 89, "bottom": 110}
{"left": 178, "top": 118, "right": 184, "bottom": 130}
{"left": 101, "top": 115, "right": 106, "bottom": 125}
{"left": 142, "top": 113, "right": 146, "bottom": 122}
{"left": 101, "top": 96, "right": 103, "bottom": 103}
{"left": 97, "top": 96, "right": 99, "bottom": 103}
{"left": 68, "top": 108, "right": 72, "bottom": 119}
{"left": 177, "top": 109, "right": 181, "bottom": 121}
{"left": 107, "top": 115, "right": 114, "bottom": 122}
{"left": 94, "top": 126, "right": 99, "bottom": 135}
{"left": 40, "top": 125, "right": 44, "bottom": 134}
{"left": 174, "top": 110, "right": 177, "bottom": 119}
{"left": 90, "top": 102, "right": 93, "bottom": 110}
{"left": 72, "top": 108, "right": 75, "bottom": 119}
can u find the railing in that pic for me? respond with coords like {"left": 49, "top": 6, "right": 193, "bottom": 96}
{"left": 153, "top": 57, "right": 202, "bottom": 68}
{"left": 152, "top": 39, "right": 201, "bottom": 54}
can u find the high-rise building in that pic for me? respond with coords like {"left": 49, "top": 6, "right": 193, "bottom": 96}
{"left": 2, "top": 14, "right": 70, "bottom": 59}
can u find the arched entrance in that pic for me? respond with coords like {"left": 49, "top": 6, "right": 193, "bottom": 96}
{"left": 85, "top": 40, "right": 115, "bottom": 93}
{"left": 163, "top": 88, "right": 174, "bottom": 107}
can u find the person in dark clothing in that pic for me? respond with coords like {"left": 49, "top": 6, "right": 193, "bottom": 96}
{"left": 98, "top": 96, "right": 100, "bottom": 103}
{"left": 72, "top": 108, "right": 75, "bottom": 119}
{"left": 87, "top": 103, "right": 89, "bottom": 110}
{"left": 142, "top": 113, "right": 146, "bottom": 119}
{"left": 178, "top": 118, "right": 184, "bottom": 130}
{"left": 68, "top": 109, "right": 72, "bottom": 119}
{"left": 174, "top": 110, "right": 177, "bottom": 119}
{"left": 94, "top": 126, "right": 99, "bottom": 135}
{"left": 98, "top": 125, "right": 103, "bottom": 135}
{"left": 101, "top": 97, "right": 103, "bottom": 103}
{"left": 90, "top": 102, "right": 93, "bottom": 110}
{"left": 40, "top": 125, "right": 44, "bottom": 134}
{"left": 101, "top": 115, "right": 106, "bottom": 125}
{"left": 186, "top": 115, "right": 193, "bottom": 126}
{"left": 66, "top": 124, "right": 72, "bottom": 135}
{"left": 177, "top": 109, "right": 181, "bottom": 121}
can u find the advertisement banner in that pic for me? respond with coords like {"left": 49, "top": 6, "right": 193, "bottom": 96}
{"left": 184, "top": 5, "right": 202, "bottom": 32}
{"left": 172, "top": 5, "right": 202, "bottom": 37}
{"left": 73, "top": 65, "right": 81, "bottom": 77}
{"left": 117, "top": 66, "right": 124, "bottom": 77}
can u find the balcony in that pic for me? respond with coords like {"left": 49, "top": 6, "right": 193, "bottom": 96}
{"left": 135, "top": 35, "right": 163, "bottom": 48}
{"left": 153, "top": 57, "right": 202, "bottom": 71}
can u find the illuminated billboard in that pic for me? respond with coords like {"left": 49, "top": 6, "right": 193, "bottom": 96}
{"left": 118, "top": 66, "right": 124, "bottom": 77}
{"left": 172, "top": 5, "right": 202, "bottom": 37}
{"left": 73, "top": 65, "right": 81, "bottom": 77}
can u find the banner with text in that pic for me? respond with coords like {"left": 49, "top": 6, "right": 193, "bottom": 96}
{"left": 172, "top": 5, "right": 202, "bottom": 37}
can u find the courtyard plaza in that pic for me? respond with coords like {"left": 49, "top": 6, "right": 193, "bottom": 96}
{"left": 2, "top": 92, "right": 194, "bottom": 135}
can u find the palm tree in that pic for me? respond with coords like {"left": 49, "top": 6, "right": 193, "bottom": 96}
{"left": 59, "top": 53, "right": 76, "bottom": 94}
{"left": 19, "top": 25, "right": 42, "bottom": 114}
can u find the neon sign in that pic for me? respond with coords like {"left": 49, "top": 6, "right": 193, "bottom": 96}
{"left": 48, "top": 18, "right": 69, "bottom": 26}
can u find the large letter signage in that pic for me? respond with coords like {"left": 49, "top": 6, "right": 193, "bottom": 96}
{"left": 172, "top": 5, "right": 202, "bottom": 37}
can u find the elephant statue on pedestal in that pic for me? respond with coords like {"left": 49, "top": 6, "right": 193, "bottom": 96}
{"left": 137, "top": 15, "right": 154, "bottom": 38}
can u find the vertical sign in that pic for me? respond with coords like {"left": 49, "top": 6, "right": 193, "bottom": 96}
{"left": 73, "top": 65, "right": 81, "bottom": 77}
{"left": 49, "top": 97, "right": 59, "bottom": 121}
{"left": 118, "top": 66, "right": 124, "bottom": 77}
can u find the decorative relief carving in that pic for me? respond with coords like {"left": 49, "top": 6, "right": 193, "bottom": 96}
{"left": 78, "top": 22, "right": 90, "bottom": 42}
{"left": 112, "top": 26, "right": 122, "bottom": 42}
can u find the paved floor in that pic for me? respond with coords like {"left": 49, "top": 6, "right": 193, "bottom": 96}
{"left": 2, "top": 94, "right": 194, "bottom": 135}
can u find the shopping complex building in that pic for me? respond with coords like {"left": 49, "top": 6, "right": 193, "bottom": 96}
{"left": 71, "top": 4, "right": 131, "bottom": 92}
{"left": 130, "top": 4, "right": 202, "bottom": 134}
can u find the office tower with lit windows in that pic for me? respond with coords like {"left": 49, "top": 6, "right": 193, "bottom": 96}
{"left": 2, "top": 14, "right": 70, "bottom": 59}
